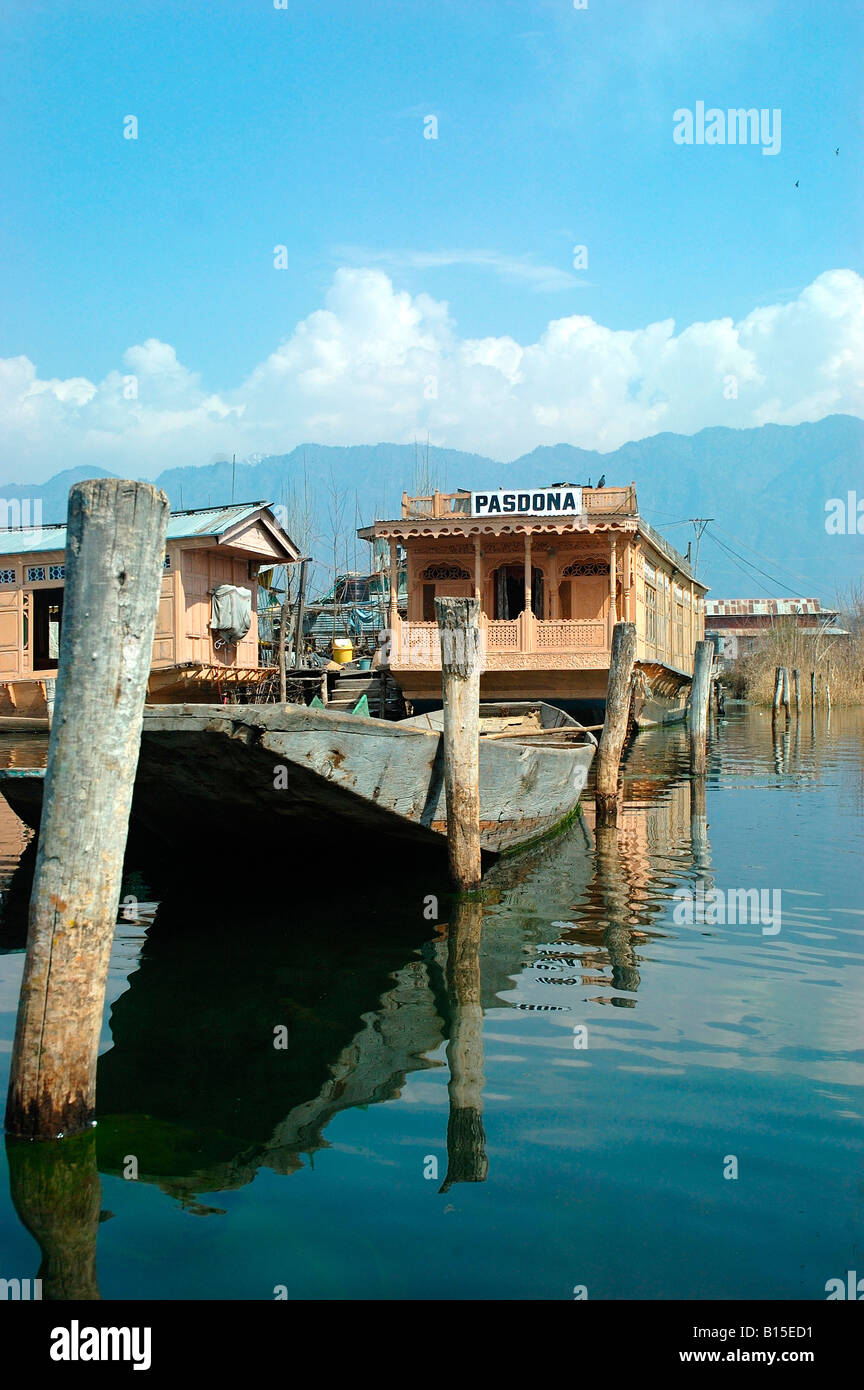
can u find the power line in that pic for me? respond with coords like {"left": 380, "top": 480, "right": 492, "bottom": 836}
{"left": 705, "top": 528, "right": 803, "bottom": 598}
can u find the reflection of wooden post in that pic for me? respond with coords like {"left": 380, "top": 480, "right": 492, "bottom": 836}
{"left": 6, "top": 480, "right": 169, "bottom": 1140}
{"left": 688, "top": 639, "right": 714, "bottom": 776}
{"left": 7, "top": 1132, "right": 101, "bottom": 1299}
{"left": 777, "top": 664, "right": 788, "bottom": 728}
{"left": 435, "top": 597, "right": 482, "bottom": 889}
{"left": 595, "top": 621, "right": 637, "bottom": 827}
{"left": 792, "top": 668, "right": 800, "bottom": 717}
{"left": 440, "top": 896, "right": 488, "bottom": 1191}
{"left": 826, "top": 659, "right": 832, "bottom": 712}
{"left": 689, "top": 774, "right": 709, "bottom": 870}
{"left": 594, "top": 825, "right": 639, "bottom": 994}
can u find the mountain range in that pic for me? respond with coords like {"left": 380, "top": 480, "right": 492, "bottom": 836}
{"left": 2, "top": 415, "right": 862, "bottom": 602}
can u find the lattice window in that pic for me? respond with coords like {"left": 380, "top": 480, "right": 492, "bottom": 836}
{"left": 26, "top": 566, "right": 46, "bottom": 582}
{"left": 561, "top": 561, "right": 610, "bottom": 577}
{"left": 0, "top": 569, "right": 15, "bottom": 585}
{"left": 163, "top": 553, "right": 171, "bottom": 569}
{"left": 48, "top": 564, "right": 65, "bottom": 581}
{"left": 421, "top": 563, "right": 471, "bottom": 580}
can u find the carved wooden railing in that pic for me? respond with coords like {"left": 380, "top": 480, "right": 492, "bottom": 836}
{"left": 391, "top": 613, "right": 610, "bottom": 668}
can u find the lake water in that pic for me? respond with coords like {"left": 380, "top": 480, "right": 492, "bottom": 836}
{"left": 0, "top": 705, "right": 861, "bottom": 1300}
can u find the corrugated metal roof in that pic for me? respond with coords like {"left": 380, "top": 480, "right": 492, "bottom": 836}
{"left": 0, "top": 501, "right": 272, "bottom": 556}
{"left": 704, "top": 597, "right": 832, "bottom": 617}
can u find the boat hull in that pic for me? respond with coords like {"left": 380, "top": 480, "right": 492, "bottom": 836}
{"left": 0, "top": 702, "right": 595, "bottom": 856}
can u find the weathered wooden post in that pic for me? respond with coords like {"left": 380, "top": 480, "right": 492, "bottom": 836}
{"left": 826, "top": 659, "right": 832, "bottom": 712}
{"left": 688, "top": 639, "right": 714, "bottom": 776}
{"left": 6, "top": 479, "right": 169, "bottom": 1140}
{"left": 777, "top": 669, "right": 788, "bottom": 728}
{"left": 810, "top": 670, "right": 816, "bottom": 706}
{"left": 434, "top": 596, "right": 482, "bottom": 890}
{"left": 792, "top": 668, "right": 800, "bottom": 717}
{"left": 277, "top": 597, "right": 289, "bottom": 703}
{"left": 781, "top": 666, "right": 791, "bottom": 722}
{"left": 595, "top": 621, "right": 637, "bottom": 827}
{"left": 291, "top": 557, "right": 310, "bottom": 672}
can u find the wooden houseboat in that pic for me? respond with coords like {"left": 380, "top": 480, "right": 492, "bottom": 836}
{"left": 0, "top": 501, "right": 300, "bottom": 723}
{"left": 359, "top": 483, "right": 709, "bottom": 723}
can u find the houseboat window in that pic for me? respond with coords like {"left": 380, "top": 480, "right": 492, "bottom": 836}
{"left": 492, "top": 565, "right": 543, "bottom": 619}
{"left": 27, "top": 566, "right": 46, "bottom": 583}
{"left": 48, "top": 564, "right": 65, "bottom": 581}
{"left": 0, "top": 569, "right": 15, "bottom": 585}
{"left": 163, "top": 553, "right": 171, "bottom": 569}
{"left": 645, "top": 584, "right": 658, "bottom": 645}
{"left": 33, "top": 588, "right": 64, "bottom": 670}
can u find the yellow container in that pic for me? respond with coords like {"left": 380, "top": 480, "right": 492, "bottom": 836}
{"left": 332, "top": 638, "right": 354, "bottom": 664}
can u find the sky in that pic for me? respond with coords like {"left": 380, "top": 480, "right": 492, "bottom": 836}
{"left": 0, "top": 0, "right": 861, "bottom": 481}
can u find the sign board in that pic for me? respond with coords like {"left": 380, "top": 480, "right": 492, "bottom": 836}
{"left": 471, "top": 487, "right": 583, "bottom": 518}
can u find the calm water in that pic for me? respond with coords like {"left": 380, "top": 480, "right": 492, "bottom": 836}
{"left": 0, "top": 706, "right": 861, "bottom": 1300}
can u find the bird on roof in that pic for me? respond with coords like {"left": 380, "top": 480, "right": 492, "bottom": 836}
{"left": 597, "top": 473, "right": 606, "bottom": 488}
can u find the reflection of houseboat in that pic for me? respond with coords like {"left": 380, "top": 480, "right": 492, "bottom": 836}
{"left": 358, "top": 484, "right": 709, "bottom": 723}
{"left": 0, "top": 502, "right": 299, "bottom": 724}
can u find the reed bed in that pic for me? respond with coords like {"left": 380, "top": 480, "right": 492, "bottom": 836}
{"left": 727, "top": 588, "right": 864, "bottom": 707}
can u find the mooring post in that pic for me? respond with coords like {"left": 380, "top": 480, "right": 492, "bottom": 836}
{"left": 781, "top": 666, "right": 791, "bottom": 722}
{"left": 792, "top": 668, "right": 800, "bottom": 717}
{"left": 5, "top": 480, "right": 169, "bottom": 1140}
{"left": 595, "top": 621, "right": 637, "bottom": 827}
{"left": 277, "top": 597, "right": 289, "bottom": 703}
{"left": 810, "top": 670, "right": 816, "bottom": 706}
{"left": 688, "top": 639, "right": 714, "bottom": 777}
{"left": 435, "top": 596, "right": 482, "bottom": 890}
{"left": 772, "top": 666, "right": 783, "bottom": 724}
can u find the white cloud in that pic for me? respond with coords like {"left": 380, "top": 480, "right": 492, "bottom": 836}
{"left": 1, "top": 267, "right": 862, "bottom": 481}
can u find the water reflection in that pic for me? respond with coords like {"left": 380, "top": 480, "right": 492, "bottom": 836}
{"left": 6, "top": 1131, "right": 102, "bottom": 1300}
{"left": 439, "top": 897, "right": 488, "bottom": 1191}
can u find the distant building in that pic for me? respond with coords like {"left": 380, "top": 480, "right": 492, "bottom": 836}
{"left": 705, "top": 598, "right": 846, "bottom": 664}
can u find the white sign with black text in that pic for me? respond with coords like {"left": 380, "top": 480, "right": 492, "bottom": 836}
{"left": 471, "top": 487, "right": 583, "bottom": 518}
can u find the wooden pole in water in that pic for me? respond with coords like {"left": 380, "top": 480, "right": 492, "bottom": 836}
{"left": 277, "top": 597, "right": 289, "bottom": 702}
{"left": 595, "top": 621, "right": 637, "bottom": 827}
{"left": 5, "top": 479, "right": 169, "bottom": 1140}
{"left": 781, "top": 666, "right": 791, "bottom": 722}
{"left": 688, "top": 639, "right": 714, "bottom": 776}
{"left": 435, "top": 596, "right": 482, "bottom": 890}
{"left": 826, "top": 658, "right": 832, "bottom": 712}
{"left": 792, "top": 668, "right": 800, "bottom": 717}
{"left": 777, "top": 664, "right": 788, "bottom": 722}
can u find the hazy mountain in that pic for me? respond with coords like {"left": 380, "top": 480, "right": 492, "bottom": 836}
{"left": 3, "top": 417, "right": 861, "bottom": 601}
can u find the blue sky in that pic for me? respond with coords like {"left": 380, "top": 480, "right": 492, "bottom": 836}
{"left": 0, "top": 0, "right": 861, "bottom": 477}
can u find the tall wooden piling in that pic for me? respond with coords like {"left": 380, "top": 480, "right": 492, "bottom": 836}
{"left": 5, "top": 480, "right": 169, "bottom": 1140}
{"left": 777, "top": 669, "right": 788, "bottom": 728}
{"left": 688, "top": 639, "right": 714, "bottom": 776}
{"left": 810, "top": 670, "right": 816, "bottom": 706}
{"left": 595, "top": 621, "right": 637, "bottom": 827}
{"left": 434, "top": 596, "right": 482, "bottom": 890}
{"left": 781, "top": 667, "right": 791, "bottom": 722}
{"left": 792, "top": 668, "right": 800, "bottom": 717}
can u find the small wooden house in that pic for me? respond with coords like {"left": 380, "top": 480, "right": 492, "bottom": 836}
{"left": 358, "top": 483, "right": 709, "bottom": 717}
{"left": 0, "top": 501, "right": 300, "bottom": 719}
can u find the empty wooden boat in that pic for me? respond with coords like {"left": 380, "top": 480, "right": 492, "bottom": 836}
{"left": 0, "top": 699, "right": 595, "bottom": 857}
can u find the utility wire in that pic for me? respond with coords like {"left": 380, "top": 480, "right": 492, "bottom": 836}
{"left": 705, "top": 529, "right": 804, "bottom": 598}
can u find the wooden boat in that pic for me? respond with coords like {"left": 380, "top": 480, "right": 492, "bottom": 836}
{"left": 0, "top": 699, "right": 595, "bottom": 857}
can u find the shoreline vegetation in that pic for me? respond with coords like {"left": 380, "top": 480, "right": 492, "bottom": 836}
{"left": 724, "top": 587, "right": 863, "bottom": 707}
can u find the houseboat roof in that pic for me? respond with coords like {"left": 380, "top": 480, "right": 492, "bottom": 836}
{"left": 0, "top": 500, "right": 301, "bottom": 562}
{"left": 359, "top": 484, "right": 708, "bottom": 590}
